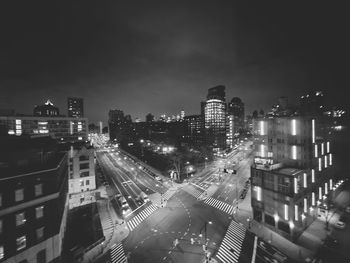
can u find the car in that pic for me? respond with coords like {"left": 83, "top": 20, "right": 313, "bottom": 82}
{"left": 334, "top": 221, "right": 346, "bottom": 229}
{"left": 140, "top": 192, "right": 149, "bottom": 202}
{"left": 345, "top": 206, "right": 350, "bottom": 213}
{"left": 155, "top": 176, "right": 162, "bottom": 181}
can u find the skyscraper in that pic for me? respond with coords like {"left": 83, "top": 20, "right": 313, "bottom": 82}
{"left": 227, "top": 97, "right": 245, "bottom": 148}
{"left": 67, "top": 97, "right": 84, "bottom": 118}
{"left": 204, "top": 85, "right": 227, "bottom": 151}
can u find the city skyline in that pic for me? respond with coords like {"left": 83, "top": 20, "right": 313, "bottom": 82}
{"left": 0, "top": 1, "right": 348, "bottom": 124}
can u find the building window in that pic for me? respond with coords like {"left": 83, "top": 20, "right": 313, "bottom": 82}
{"left": 16, "top": 236, "right": 26, "bottom": 251}
{"left": 35, "top": 184, "right": 43, "bottom": 196}
{"left": 0, "top": 245, "right": 4, "bottom": 260}
{"left": 36, "top": 206, "right": 44, "bottom": 219}
{"left": 37, "top": 249, "right": 46, "bottom": 263}
{"left": 284, "top": 204, "right": 289, "bottom": 220}
{"left": 36, "top": 227, "right": 44, "bottom": 241}
{"left": 304, "top": 198, "right": 308, "bottom": 213}
{"left": 314, "top": 144, "right": 318, "bottom": 158}
{"left": 327, "top": 141, "right": 330, "bottom": 153}
{"left": 291, "top": 145, "right": 297, "bottom": 160}
{"left": 80, "top": 163, "right": 89, "bottom": 170}
{"left": 16, "top": 212, "right": 26, "bottom": 226}
{"left": 15, "top": 189, "right": 24, "bottom": 202}
{"left": 311, "top": 169, "right": 315, "bottom": 183}
{"left": 86, "top": 180, "right": 90, "bottom": 186}
{"left": 80, "top": 180, "right": 84, "bottom": 186}
{"left": 303, "top": 173, "right": 307, "bottom": 188}
{"left": 291, "top": 119, "right": 296, "bottom": 136}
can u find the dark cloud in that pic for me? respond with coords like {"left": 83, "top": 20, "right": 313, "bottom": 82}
{"left": 0, "top": 1, "right": 348, "bottom": 123}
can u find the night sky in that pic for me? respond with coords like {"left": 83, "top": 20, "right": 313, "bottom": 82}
{"left": 0, "top": 1, "right": 348, "bottom": 124}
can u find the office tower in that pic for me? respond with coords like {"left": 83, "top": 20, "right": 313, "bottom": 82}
{"left": 251, "top": 115, "right": 335, "bottom": 241}
{"left": 204, "top": 85, "right": 227, "bottom": 151}
{"left": 0, "top": 136, "right": 68, "bottom": 262}
{"left": 67, "top": 97, "right": 84, "bottom": 118}
{"left": 108, "top": 109, "right": 133, "bottom": 143}
{"left": 184, "top": 114, "right": 204, "bottom": 146}
{"left": 33, "top": 99, "right": 60, "bottom": 117}
{"left": 227, "top": 97, "right": 245, "bottom": 148}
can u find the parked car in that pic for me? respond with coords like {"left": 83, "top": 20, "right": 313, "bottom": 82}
{"left": 334, "top": 221, "right": 346, "bottom": 229}
{"left": 140, "top": 192, "right": 149, "bottom": 202}
{"left": 155, "top": 176, "right": 162, "bottom": 182}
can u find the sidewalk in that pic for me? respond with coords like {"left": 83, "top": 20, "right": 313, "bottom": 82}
{"left": 82, "top": 187, "right": 130, "bottom": 263}
{"left": 234, "top": 187, "right": 315, "bottom": 263}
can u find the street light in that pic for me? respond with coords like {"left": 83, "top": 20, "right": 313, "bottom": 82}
{"left": 140, "top": 139, "right": 144, "bottom": 161}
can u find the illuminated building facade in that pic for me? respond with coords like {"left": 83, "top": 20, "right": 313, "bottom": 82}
{"left": 68, "top": 145, "right": 96, "bottom": 209}
{"left": 0, "top": 137, "right": 68, "bottom": 263}
{"left": 227, "top": 97, "right": 245, "bottom": 148}
{"left": 251, "top": 116, "right": 336, "bottom": 241}
{"left": 184, "top": 114, "right": 204, "bottom": 146}
{"left": 33, "top": 99, "right": 60, "bottom": 117}
{"left": 204, "top": 85, "right": 227, "bottom": 151}
{"left": 67, "top": 97, "right": 84, "bottom": 118}
{"left": 0, "top": 116, "right": 88, "bottom": 142}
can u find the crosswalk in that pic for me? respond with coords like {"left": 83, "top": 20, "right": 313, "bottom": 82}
{"left": 110, "top": 243, "right": 126, "bottom": 263}
{"left": 162, "top": 188, "right": 177, "bottom": 201}
{"left": 204, "top": 197, "right": 234, "bottom": 215}
{"left": 216, "top": 220, "right": 246, "bottom": 263}
{"left": 182, "top": 186, "right": 204, "bottom": 199}
{"left": 127, "top": 204, "right": 158, "bottom": 231}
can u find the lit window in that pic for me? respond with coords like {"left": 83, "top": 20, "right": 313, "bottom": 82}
{"left": 329, "top": 154, "right": 332, "bottom": 166}
{"left": 311, "top": 169, "right": 315, "bottom": 183}
{"left": 16, "top": 236, "right": 26, "bottom": 251}
{"left": 16, "top": 212, "right": 26, "bottom": 226}
{"left": 312, "top": 192, "right": 315, "bottom": 206}
{"left": 15, "top": 189, "right": 24, "bottom": 202}
{"left": 294, "top": 178, "right": 298, "bottom": 194}
{"left": 330, "top": 179, "right": 333, "bottom": 189}
{"left": 303, "top": 173, "right": 307, "bottom": 188}
{"left": 314, "top": 144, "right": 318, "bottom": 158}
{"left": 319, "top": 187, "right": 322, "bottom": 199}
{"left": 325, "top": 183, "right": 328, "bottom": 195}
{"left": 324, "top": 156, "right": 327, "bottom": 168}
{"left": 291, "top": 119, "right": 296, "bottom": 135}
{"left": 254, "top": 186, "right": 262, "bottom": 201}
{"left": 260, "top": 121, "right": 264, "bottom": 136}
{"left": 294, "top": 205, "right": 298, "bottom": 221}
{"left": 304, "top": 198, "right": 307, "bottom": 213}
{"left": 321, "top": 143, "right": 324, "bottom": 155}
{"left": 35, "top": 184, "right": 43, "bottom": 196}
{"left": 327, "top": 142, "right": 330, "bottom": 153}
{"left": 36, "top": 206, "right": 44, "bottom": 219}
{"left": 36, "top": 227, "right": 44, "bottom": 240}
{"left": 284, "top": 204, "right": 289, "bottom": 220}
{"left": 318, "top": 158, "right": 322, "bottom": 171}
{"left": 312, "top": 119, "right": 315, "bottom": 143}
{"left": 292, "top": 145, "right": 297, "bottom": 160}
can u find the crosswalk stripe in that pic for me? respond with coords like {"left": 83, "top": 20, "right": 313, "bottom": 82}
{"left": 110, "top": 243, "right": 126, "bottom": 263}
{"left": 127, "top": 204, "right": 159, "bottom": 231}
{"left": 204, "top": 197, "right": 235, "bottom": 215}
{"left": 215, "top": 221, "right": 247, "bottom": 263}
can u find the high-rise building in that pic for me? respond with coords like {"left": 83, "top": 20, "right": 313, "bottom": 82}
{"left": 0, "top": 136, "right": 68, "bottom": 262}
{"left": 300, "top": 91, "right": 325, "bottom": 116}
{"left": 227, "top": 97, "right": 245, "bottom": 148}
{"left": 108, "top": 109, "right": 133, "bottom": 143}
{"left": 184, "top": 115, "right": 204, "bottom": 146}
{"left": 67, "top": 97, "right": 84, "bottom": 118}
{"left": 33, "top": 99, "right": 60, "bottom": 117}
{"left": 204, "top": 85, "right": 227, "bottom": 151}
{"left": 251, "top": 115, "right": 336, "bottom": 241}
{"left": 146, "top": 113, "right": 154, "bottom": 122}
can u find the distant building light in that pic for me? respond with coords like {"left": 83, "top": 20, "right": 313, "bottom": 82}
{"left": 312, "top": 192, "right": 315, "bottom": 206}
{"left": 311, "top": 169, "right": 315, "bottom": 183}
{"left": 314, "top": 144, "right": 318, "bottom": 158}
{"left": 321, "top": 143, "right": 324, "bottom": 155}
{"left": 329, "top": 154, "right": 332, "bottom": 165}
{"left": 8, "top": 130, "right": 15, "bottom": 135}
{"left": 260, "top": 121, "right": 265, "bottom": 136}
{"left": 318, "top": 158, "right": 322, "bottom": 171}
{"left": 284, "top": 204, "right": 289, "bottom": 220}
{"left": 294, "top": 178, "right": 298, "bottom": 194}
{"left": 304, "top": 198, "right": 307, "bottom": 213}
{"left": 291, "top": 119, "right": 296, "bottom": 136}
{"left": 319, "top": 187, "right": 322, "bottom": 199}
{"left": 312, "top": 119, "right": 315, "bottom": 143}
{"left": 292, "top": 145, "right": 297, "bottom": 160}
{"left": 294, "top": 205, "right": 298, "bottom": 221}
{"left": 78, "top": 136, "right": 83, "bottom": 140}
{"left": 326, "top": 142, "right": 330, "bottom": 153}
{"left": 324, "top": 155, "right": 328, "bottom": 168}
{"left": 303, "top": 173, "right": 307, "bottom": 188}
